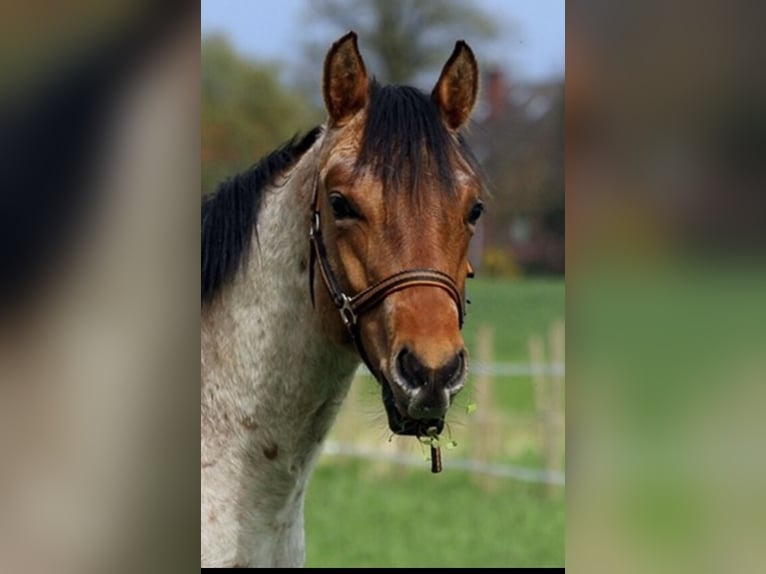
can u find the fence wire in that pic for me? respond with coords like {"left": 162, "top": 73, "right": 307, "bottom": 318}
{"left": 322, "top": 440, "right": 565, "bottom": 486}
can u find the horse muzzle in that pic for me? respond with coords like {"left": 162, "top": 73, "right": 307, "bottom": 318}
{"left": 381, "top": 346, "right": 467, "bottom": 436}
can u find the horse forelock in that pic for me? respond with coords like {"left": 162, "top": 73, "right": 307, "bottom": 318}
{"left": 353, "top": 80, "right": 482, "bottom": 199}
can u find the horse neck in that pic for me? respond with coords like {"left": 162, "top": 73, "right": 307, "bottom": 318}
{"left": 201, "top": 135, "right": 359, "bottom": 567}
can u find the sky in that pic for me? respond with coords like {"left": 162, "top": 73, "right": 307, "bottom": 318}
{"left": 201, "top": 0, "right": 564, "bottom": 82}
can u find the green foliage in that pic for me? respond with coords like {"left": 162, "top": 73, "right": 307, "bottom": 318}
{"left": 481, "top": 246, "right": 522, "bottom": 278}
{"left": 201, "top": 35, "right": 323, "bottom": 194}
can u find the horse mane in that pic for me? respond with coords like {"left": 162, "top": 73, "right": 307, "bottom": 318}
{"left": 201, "top": 126, "right": 322, "bottom": 304}
{"left": 357, "top": 80, "right": 480, "bottom": 197}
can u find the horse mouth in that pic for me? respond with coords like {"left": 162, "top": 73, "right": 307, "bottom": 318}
{"left": 381, "top": 380, "right": 444, "bottom": 437}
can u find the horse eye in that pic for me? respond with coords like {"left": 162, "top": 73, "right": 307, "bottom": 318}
{"left": 329, "top": 192, "right": 359, "bottom": 220}
{"left": 467, "top": 201, "right": 484, "bottom": 225}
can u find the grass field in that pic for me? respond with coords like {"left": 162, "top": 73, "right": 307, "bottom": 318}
{"left": 305, "top": 461, "right": 565, "bottom": 568}
{"left": 304, "top": 277, "right": 566, "bottom": 567}
{"left": 461, "top": 276, "right": 565, "bottom": 362}
{"left": 461, "top": 276, "right": 566, "bottom": 417}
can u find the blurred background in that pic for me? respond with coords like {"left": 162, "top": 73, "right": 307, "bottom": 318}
{"left": 0, "top": 2, "right": 200, "bottom": 573}
{"left": 568, "top": 3, "right": 766, "bottom": 573}
{"left": 202, "top": 0, "right": 564, "bottom": 567}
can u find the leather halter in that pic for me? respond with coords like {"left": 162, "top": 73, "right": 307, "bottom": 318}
{"left": 308, "top": 175, "right": 473, "bottom": 379}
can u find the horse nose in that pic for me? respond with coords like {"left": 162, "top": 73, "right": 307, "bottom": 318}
{"left": 395, "top": 347, "right": 466, "bottom": 392}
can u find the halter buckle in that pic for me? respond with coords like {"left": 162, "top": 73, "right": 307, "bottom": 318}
{"left": 339, "top": 294, "right": 357, "bottom": 328}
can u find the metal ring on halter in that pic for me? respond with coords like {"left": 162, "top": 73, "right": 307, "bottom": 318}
{"left": 339, "top": 294, "right": 357, "bottom": 328}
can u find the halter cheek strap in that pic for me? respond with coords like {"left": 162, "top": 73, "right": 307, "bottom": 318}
{"left": 308, "top": 177, "right": 473, "bottom": 378}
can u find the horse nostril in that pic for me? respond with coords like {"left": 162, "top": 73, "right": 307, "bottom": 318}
{"left": 396, "top": 347, "right": 429, "bottom": 389}
{"left": 396, "top": 348, "right": 465, "bottom": 390}
{"left": 437, "top": 351, "right": 465, "bottom": 388}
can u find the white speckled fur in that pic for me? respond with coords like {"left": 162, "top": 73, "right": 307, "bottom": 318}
{"left": 201, "top": 129, "right": 359, "bottom": 567}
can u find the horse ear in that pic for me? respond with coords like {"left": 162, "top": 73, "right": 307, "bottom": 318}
{"left": 432, "top": 41, "right": 479, "bottom": 130}
{"left": 322, "top": 31, "right": 369, "bottom": 127}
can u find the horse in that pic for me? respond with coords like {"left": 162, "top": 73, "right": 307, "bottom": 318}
{"left": 201, "top": 31, "right": 484, "bottom": 568}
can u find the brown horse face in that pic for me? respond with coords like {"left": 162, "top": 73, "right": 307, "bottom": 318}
{"left": 317, "top": 33, "right": 483, "bottom": 435}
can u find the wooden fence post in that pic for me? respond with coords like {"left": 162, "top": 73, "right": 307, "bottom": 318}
{"left": 548, "top": 319, "right": 565, "bottom": 482}
{"left": 531, "top": 319, "right": 565, "bottom": 496}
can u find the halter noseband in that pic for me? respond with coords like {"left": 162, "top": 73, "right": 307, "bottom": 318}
{"left": 308, "top": 175, "right": 473, "bottom": 378}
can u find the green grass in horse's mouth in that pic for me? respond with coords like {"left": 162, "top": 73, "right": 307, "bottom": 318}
{"left": 380, "top": 382, "right": 449, "bottom": 473}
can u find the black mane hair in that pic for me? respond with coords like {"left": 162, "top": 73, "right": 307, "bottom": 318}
{"left": 356, "top": 80, "right": 480, "bottom": 196}
{"left": 201, "top": 126, "right": 321, "bottom": 304}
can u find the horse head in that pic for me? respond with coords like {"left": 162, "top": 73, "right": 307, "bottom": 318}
{"left": 311, "top": 32, "right": 484, "bottom": 438}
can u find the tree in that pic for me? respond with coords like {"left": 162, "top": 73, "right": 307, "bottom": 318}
{"left": 201, "top": 36, "right": 323, "bottom": 194}
{"left": 302, "top": 0, "right": 500, "bottom": 86}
